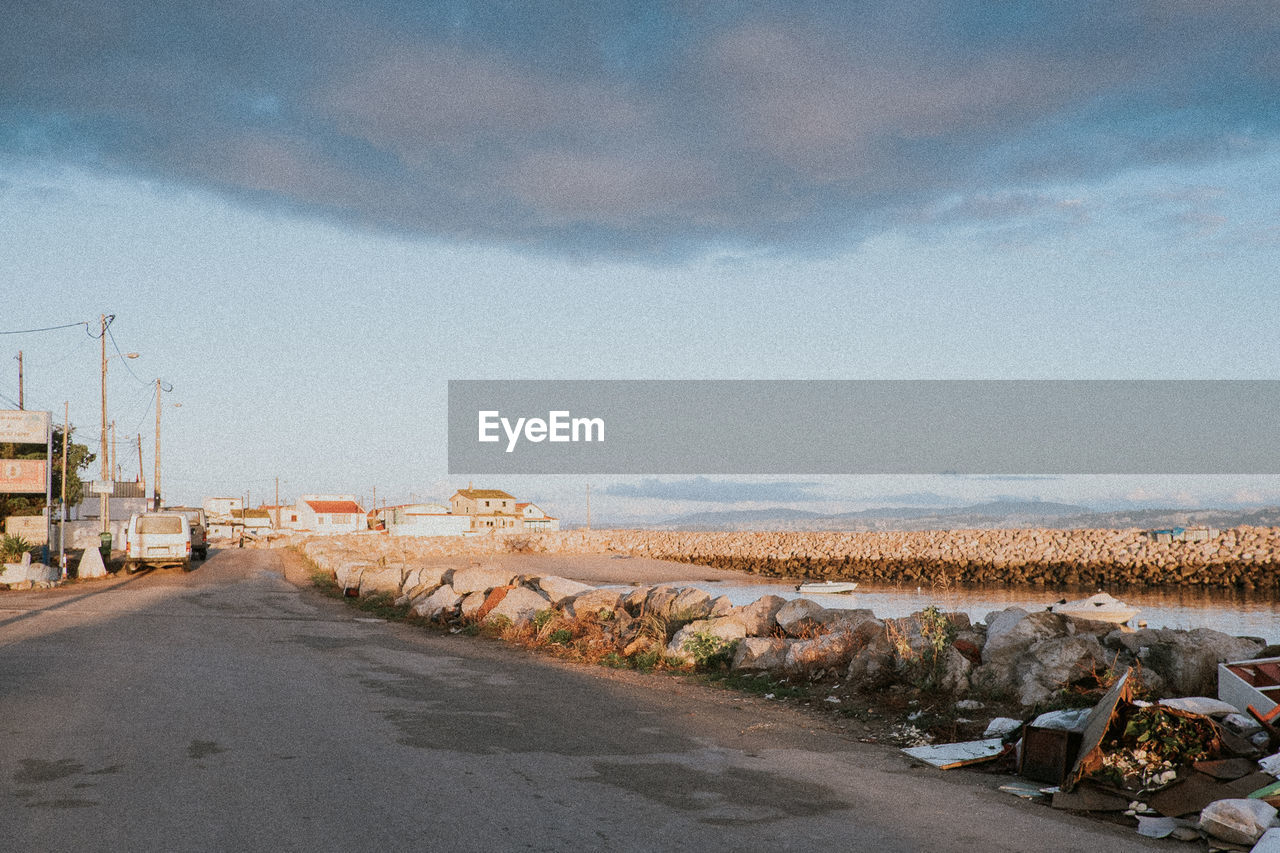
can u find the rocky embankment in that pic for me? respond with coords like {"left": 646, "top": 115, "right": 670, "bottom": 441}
{"left": 290, "top": 525, "right": 1280, "bottom": 589}
{"left": 296, "top": 538, "right": 1269, "bottom": 708}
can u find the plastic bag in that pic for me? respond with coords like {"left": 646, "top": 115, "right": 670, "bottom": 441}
{"left": 1198, "top": 798, "right": 1278, "bottom": 846}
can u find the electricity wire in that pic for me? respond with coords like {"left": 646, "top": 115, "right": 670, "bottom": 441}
{"left": 104, "top": 319, "right": 148, "bottom": 386}
{"left": 0, "top": 320, "right": 93, "bottom": 336}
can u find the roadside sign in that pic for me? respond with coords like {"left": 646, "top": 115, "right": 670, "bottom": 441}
{"left": 0, "top": 410, "right": 51, "bottom": 444}
{"left": 0, "top": 459, "right": 47, "bottom": 493}
{"left": 91, "top": 480, "right": 115, "bottom": 495}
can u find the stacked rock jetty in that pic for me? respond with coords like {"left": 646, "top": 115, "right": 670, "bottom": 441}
{"left": 292, "top": 525, "right": 1280, "bottom": 589}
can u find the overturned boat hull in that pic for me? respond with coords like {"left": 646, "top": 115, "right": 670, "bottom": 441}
{"left": 797, "top": 581, "right": 859, "bottom": 595}
{"left": 1050, "top": 592, "right": 1139, "bottom": 624}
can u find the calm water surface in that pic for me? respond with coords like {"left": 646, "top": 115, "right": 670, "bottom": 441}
{"left": 627, "top": 578, "right": 1280, "bottom": 644}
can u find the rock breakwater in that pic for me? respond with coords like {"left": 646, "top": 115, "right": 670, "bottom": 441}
{"left": 291, "top": 525, "right": 1280, "bottom": 590}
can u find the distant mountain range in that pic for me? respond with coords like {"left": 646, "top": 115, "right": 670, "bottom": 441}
{"left": 589, "top": 500, "right": 1280, "bottom": 532}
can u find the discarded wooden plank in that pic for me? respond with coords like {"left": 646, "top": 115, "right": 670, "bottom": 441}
{"left": 901, "top": 738, "right": 1006, "bottom": 769}
{"left": 1194, "top": 758, "right": 1261, "bottom": 780}
{"left": 1061, "top": 667, "right": 1132, "bottom": 793}
{"left": 1050, "top": 785, "right": 1130, "bottom": 812}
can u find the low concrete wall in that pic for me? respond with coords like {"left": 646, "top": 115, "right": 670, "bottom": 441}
{"left": 4, "top": 515, "right": 48, "bottom": 546}
{"left": 289, "top": 525, "right": 1280, "bottom": 589}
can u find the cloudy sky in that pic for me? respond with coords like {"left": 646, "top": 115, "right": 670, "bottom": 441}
{"left": 2, "top": 1, "right": 1278, "bottom": 521}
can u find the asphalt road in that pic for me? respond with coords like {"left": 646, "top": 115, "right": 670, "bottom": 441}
{"left": 0, "top": 548, "right": 1165, "bottom": 852}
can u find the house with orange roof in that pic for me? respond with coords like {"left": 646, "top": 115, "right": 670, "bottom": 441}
{"left": 295, "top": 494, "right": 367, "bottom": 533}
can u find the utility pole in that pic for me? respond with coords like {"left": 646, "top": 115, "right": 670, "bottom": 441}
{"left": 154, "top": 378, "right": 161, "bottom": 509}
{"left": 16, "top": 350, "right": 22, "bottom": 409}
{"left": 100, "top": 314, "right": 109, "bottom": 534}
{"left": 136, "top": 434, "right": 144, "bottom": 486}
{"left": 111, "top": 420, "right": 118, "bottom": 481}
{"left": 60, "top": 402, "right": 68, "bottom": 575}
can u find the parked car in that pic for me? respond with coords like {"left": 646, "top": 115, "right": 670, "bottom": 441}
{"left": 164, "top": 506, "right": 209, "bottom": 560}
{"left": 123, "top": 512, "right": 191, "bottom": 572}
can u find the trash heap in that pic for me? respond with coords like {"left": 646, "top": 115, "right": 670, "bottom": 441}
{"left": 905, "top": 668, "right": 1280, "bottom": 849}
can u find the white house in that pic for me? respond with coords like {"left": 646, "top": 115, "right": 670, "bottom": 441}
{"left": 374, "top": 503, "right": 472, "bottom": 537}
{"left": 516, "top": 502, "right": 560, "bottom": 531}
{"left": 202, "top": 496, "right": 243, "bottom": 522}
{"left": 295, "top": 495, "right": 366, "bottom": 533}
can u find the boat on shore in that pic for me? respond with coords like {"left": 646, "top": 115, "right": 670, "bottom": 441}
{"left": 797, "top": 581, "right": 859, "bottom": 595}
{"left": 1049, "top": 592, "right": 1140, "bottom": 625}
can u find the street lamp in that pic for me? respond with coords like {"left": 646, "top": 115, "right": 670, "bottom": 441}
{"left": 99, "top": 334, "right": 139, "bottom": 535}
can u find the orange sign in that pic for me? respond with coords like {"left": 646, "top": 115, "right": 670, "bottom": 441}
{"left": 0, "top": 459, "right": 47, "bottom": 493}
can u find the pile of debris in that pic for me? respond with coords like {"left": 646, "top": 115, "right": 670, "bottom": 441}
{"left": 905, "top": 668, "right": 1280, "bottom": 848}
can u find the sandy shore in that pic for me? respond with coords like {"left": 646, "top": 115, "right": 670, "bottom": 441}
{"left": 469, "top": 552, "right": 793, "bottom": 587}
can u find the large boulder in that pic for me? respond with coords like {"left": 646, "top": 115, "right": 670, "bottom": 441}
{"left": 732, "top": 637, "right": 792, "bottom": 671}
{"left": 667, "top": 617, "right": 748, "bottom": 663}
{"left": 622, "top": 586, "right": 652, "bottom": 615}
{"left": 458, "top": 591, "right": 489, "bottom": 619}
{"left": 564, "top": 588, "right": 625, "bottom": 619}
{"left": 729, "top": 595, "right": 787, "bottom": 636}
{"left": 640, "top": 585, "right": 679, "bottom": 617}
{"left": 412, "top": 584, "right": 462, "bottom": 620}
{"left": 935, "top": 645, "right": 973, "bottom": 695}
{"left": 775, "top": 599, "right": 826, "bottom": 637}
{"left": 817, "top": 609, "right": 883, "bottom": 646}
{"left": 785, "top": 630, "right": 860, "bottom": 674}
{"left": 845, "top": 631, "right": 899, "bottom": 687}
{"left": 708, "top": 595, "right": 734, "bottom": 618}
{"left": 334, "top": 561, "right": 380, "bottom": 591}
{"left": 358, "top": 566, "right": 404, "bottom": 597}
{"left": 486, "top": 587, "right": 552, "bottom": 626}
{"left": 982, "top": 609, "right": 1072, "bottom": 665}
{"left": 1108, "top": 627, "right": 1265, "bottom": 696}
{"left": 451, "top": 566, "right": 518, "bottom": 595}
{"left": 973, "top": 634, "right": 1111, "bottom": 707}
{"left": 403, "top": 565, "right": 450, "bottom": 593}
{"left": 536, "top": 576, "right": 594, "bottom": 605}
{"left": 669, "top": 588, "right": 714, "bottom": 620}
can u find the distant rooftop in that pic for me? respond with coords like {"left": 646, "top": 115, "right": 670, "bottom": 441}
{"left": 454, "top": 489, "right": 515, "bottom": 500}
{"left": 305, "top": 500, "right": 362, "bottom": 514}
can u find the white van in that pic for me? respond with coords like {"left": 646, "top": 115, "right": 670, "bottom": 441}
{"left": 123, "top": 512, "right": 192, "bottom": 571}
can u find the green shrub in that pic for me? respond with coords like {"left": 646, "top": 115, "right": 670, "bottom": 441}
{"left": 631, "top": 648, "right": 663, "bottom": 672}
{"left": 1, "top": 534, "right": 34, "bottom": 563}
{"left": 548, "top": 628, "right": 573, "bottom": 645}
{"left": 684, "top": 631, "right": 739, "bottom": 670}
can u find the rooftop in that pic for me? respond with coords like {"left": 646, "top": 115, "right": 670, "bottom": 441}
{"left": 454, "top": 489, "right": 515, "bottom": 500}
{"left": 305, "top": 500, "right": 362, "bottom": 514}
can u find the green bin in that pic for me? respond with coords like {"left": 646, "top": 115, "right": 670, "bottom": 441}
{"left": 99, "top": 531, "right": 112, "bottom": 562}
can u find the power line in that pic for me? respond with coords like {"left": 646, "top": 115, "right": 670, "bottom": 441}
{"left": 104, "top": 319, "right": 148, "bottom": 386}
{"left": 0, "top": 320, "right": 92, "bottom": 336}
{"left": 130, "top": 383, "right": 158, "bottom": 437}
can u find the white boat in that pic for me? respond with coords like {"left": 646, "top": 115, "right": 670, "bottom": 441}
{"left": 1050, "top": 592, "right": 1139, "bottom": 625}
{"left": 796, "top": 581, "right": 859, "bottom": 595}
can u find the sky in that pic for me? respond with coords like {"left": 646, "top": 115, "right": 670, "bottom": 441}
{"left": 2, "top": 1, "right": 1279, "bottom": 523}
